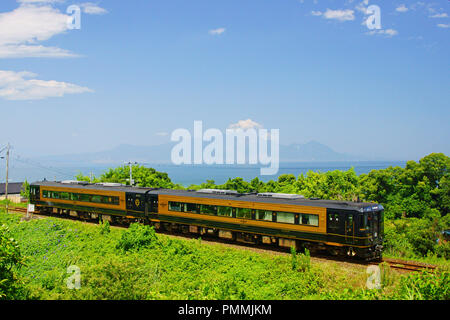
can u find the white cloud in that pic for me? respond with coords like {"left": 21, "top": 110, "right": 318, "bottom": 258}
{"left": 0, "top": 4, "right": 77, "bottom": 58}
{"left": 79, "top": 3, "right": 108, "bottom": 15}
{"left": 367, "top": 29, "right": 399, "bottom": 37}
{"left": 311, "top": 11, "right": 322, "bottom": 16}
{"left": 355, "top": 0, "right": 369, "bottom": 14}
{"left": 430, "top": 13, "right": 448, "bottom": 19}
{"left": 383, "top": 29, "right": 399, "bottom": 36}
{"left": 209, "top": 28, "right": 226, "bottom": 35}
{"left": 229, "top": 119, "right": 263, "bottom": 130}
{"left": 437, "top": 23, "right": 449, "bottom": 28}
{"left": 0, "top": 44, "right": 75, "bottom": 58}
{"left": 322, "top": 9, "right": 355, "bottom": 22}
{"left": 396, "top": 5, "right": 409, "bottom": 13}
{"left": 0, "top": 70, "right": 93, "bottom": 100}
{"left": 0, "top": 2, "right": 108, "bottom": 59}
{"left": 0, "top": 5, "right": 69, "bottom": 45}
{"left": 209, "top": 28, "right": 226, "bottom": 36}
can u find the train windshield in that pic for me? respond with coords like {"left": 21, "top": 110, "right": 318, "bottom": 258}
{"left": 367, "top": 210, "right": 384, "bottom": 240}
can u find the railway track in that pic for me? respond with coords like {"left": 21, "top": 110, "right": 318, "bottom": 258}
{"left": 377, "top": 258, "right": 437, "bottom": 273}
{"left": 1, "top": 205, "right": 28, "bottom": 213}
{"left": 1, "top": 205, "right": 439, "bottom": 273}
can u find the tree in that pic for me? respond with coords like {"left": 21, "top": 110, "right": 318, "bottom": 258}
{"left": 77, "top": 165, "right": 177, "bottom": 189}
{"left": 419, "top": 153, "right": 450, "bottom": 188}
{"left": 20, "top": 180, "right": 30, "bottom": 200}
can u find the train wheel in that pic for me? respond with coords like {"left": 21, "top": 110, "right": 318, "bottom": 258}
{"left": 327, "top": 247, "right": 340, "bottom": 256}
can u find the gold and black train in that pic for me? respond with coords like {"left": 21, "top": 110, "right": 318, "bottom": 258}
{"left": 29, "top": 181, "right": 384, "bottom": 260}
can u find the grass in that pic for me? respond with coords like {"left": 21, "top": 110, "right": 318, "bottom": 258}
{"left": 0, "top": 199, "right": 28, "bottom": 208}
{"left": 0, "top": 210, "right": 448, "bottom": 300}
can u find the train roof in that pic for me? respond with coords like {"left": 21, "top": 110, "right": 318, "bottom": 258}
{"left": 31, "top": 181, "right": 382, "bottom": 212}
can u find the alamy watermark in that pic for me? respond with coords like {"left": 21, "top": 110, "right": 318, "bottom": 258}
{"left": 171, "top": 121, "right": 280, "bottom": 175}
{"left": 66, "top": 265, "right": 81, "bottom": 290}
{"left": 366, "top": 265, "right": 381, "bottom": 290}
{"left": 67, "top": 5, "right": 81, "bottom": 30}
{"left": 365, "top": 5, "right": 381, "bottom": 30}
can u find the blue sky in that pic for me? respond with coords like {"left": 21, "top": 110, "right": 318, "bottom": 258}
{"left": 0, "top": 0, "right": 449, "bottom": 160}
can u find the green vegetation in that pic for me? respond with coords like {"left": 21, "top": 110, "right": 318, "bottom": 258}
{"left": 0, "top": 211, "right": 448, "bottom": 300}
{"left": 0, "top": 223, "right": 26, "bottom": 299}
{"left": 75, "top": 166, "right": 184, "bottom": 189}
{"left": 20, "top": 180, "right": 30, "bottom": 200}
{"left": 1, "top": 152, "right": 448, "bottom": 300}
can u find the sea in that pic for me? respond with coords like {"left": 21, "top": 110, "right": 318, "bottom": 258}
{"left": 0, "top": 161, "right": 407, "bottom": 187}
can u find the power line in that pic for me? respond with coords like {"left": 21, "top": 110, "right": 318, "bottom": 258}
{"left": 12, "top": 155, "right": 76, "bottom": 180}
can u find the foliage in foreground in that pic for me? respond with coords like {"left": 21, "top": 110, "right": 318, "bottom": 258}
{"left": 0, "top": 211, "right": 448, "bottom": 300}
{"left": 0, "top": 224, "right": 25, "bottom": 299}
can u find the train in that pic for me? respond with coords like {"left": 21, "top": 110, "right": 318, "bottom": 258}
{"left": 29, "top": 180, "right": 384, "bottom": 261}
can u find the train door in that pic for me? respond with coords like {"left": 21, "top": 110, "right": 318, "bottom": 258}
{"left": 367, "top": 211, "right": 380, "bottom": 241}
{"left": 145, "top": 194, "right": 158, "bottom": 215}
{"left": 373, "top": 213, "right": 379, "bottom": 239}
{"left": 30, "top": 185, "right": 40, "bottom": 202}
{"left": 370, "top": 211, "right": 383, "bottom": 241}
{"left": 345, "top": 214, "right": 355, "bottom": 244}
{"left": 327, "top": 210, "right": 343, "bottom": 241}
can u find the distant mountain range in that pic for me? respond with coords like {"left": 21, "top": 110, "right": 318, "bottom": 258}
{"left": 30, "top": 141, "right": 377, "bottom": 166}
{"left": 280, "top": 141, "right": 366, "bottom": 162}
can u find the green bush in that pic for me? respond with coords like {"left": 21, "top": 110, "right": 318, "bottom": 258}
{"left": 0, "top": 224, "right": 25, "bottom": 299}
{"left": 394, "top": 270, "right": 449, "bottom": 300}
{"left": 116, "top": 223, "right": 158, "bottom": 252}
{"left": 298, "top": 248, "right": 311, "bottom": 272}
{"left": 435, "top": 241, "right": 450, "bottom": 259}
{"left": 98, "top": 218, "right": 110, "bottom": 235}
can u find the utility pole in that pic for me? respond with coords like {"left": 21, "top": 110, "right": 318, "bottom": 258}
{"left": 126, "top": 161, "right": 137, "bottom": 186}
{"left": 5, "top": 143, "right": 10, "bottom": 213}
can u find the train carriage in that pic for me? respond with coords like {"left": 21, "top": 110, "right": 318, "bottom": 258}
{"left": 29, "top": 181, "right": 384, "bottom": 260}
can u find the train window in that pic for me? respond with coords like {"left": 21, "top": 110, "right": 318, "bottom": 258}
{"left": 43, "top": 190, "right": 48, "bottom": 198}
{"left": 359, "top": 214, "right": 368, "bottom": 231}
{"left": 60, "top": 192, "right": 69, "bottom": 200}
{"left": 301, "top": 214, "right": 309, "bottom": 225}
{"left": 183, "top": 203, "right": 197, "bottom": 213}
{"left": 329, "top": 214, "right": 339, "bottom": 222}
{"left": 277, "top": 212, "right": 295, "bottom": 224}
{"left": 111, "top": 197, "right": 119, "bottom": 205}
{"left": 217, "top": 206, "right": 233, "bottom": 217}
{"left": 168, "top": 201, "right": 182, "bottom": 212}
{"left": 256, "top": 210, "right": 272, "bottom": 221}
{"left": 70, "top": 193, "right": 79, "bottom": 201}
{"left": 100, "top": 196, "right": 109, "bottom": 204}
{"left": 79, "top": 194, "right": 91, "bottom": 202}
{"left": 52, "top": 192, "right": 60, "bottom": 199}
{"left": 200, "top": 204, "right": 217, "bottom": 215}
{"left": 91, "top": 195, "right": 102, "bottom": 203}
{"left": 236, "top": 207, "right": 252, "bottom": 219}
{"left": 328, "top": 213, "right": 340, "bottom": 230}
{"left": 301, "top": 214, "right": 319, "bottom": 226}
